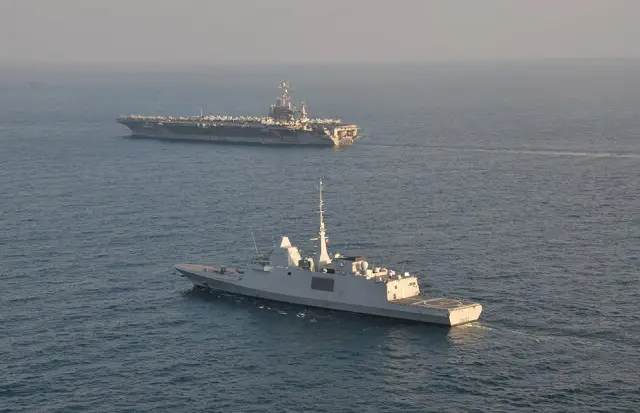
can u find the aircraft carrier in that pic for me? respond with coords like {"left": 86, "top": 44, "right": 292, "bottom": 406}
{"left": 117, "top": 82, "right": 359, "bottom": 147}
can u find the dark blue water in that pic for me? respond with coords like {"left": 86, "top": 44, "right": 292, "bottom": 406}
{"left": 1, "top": 61, "right": 639, "bottom": 412}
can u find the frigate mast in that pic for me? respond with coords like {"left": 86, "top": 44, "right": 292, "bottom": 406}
{"left": 317, "top": 180, "right": 331, "bottom": 270}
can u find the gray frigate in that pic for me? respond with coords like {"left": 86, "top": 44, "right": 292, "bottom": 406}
{"left": 174, "top": 182, "right": 483, "bottom": 327}
{"left": 117, "top": 82, "right": 359, "bottom": 147}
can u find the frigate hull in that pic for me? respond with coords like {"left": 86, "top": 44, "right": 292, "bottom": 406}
{"left": 174, "top": 264, "right": 482, "bottom": 327}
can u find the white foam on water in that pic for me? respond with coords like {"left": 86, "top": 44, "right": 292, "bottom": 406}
{"left": 441, "top": 146, "right": 640, "bottom": 159}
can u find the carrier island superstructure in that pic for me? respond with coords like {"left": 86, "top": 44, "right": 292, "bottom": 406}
{"left": 117, "top": 82, "right": 359, "bottom": 147}
{"left": 174, "top": 182, "right": 483, "bottom": 327}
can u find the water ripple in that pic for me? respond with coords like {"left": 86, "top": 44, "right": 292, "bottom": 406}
{"left": 2, "top": 63, "right": 640, "bottom": 412}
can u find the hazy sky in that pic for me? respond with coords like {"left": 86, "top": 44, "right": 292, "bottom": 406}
{"left": 1, "top": 0, "right": 638, "bottom": 65}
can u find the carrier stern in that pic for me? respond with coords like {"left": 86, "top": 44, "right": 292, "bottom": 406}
{"left": 329, "top": 124, "right": 359, "bottom": 146}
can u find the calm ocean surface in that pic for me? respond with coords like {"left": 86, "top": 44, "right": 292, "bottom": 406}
{"left": 1, "top": 61, "right": 639, "bottom": 412}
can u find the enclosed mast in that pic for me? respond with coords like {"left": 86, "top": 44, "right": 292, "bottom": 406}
{"left": 317, "top": 180, "right": 332, "bottom": 270}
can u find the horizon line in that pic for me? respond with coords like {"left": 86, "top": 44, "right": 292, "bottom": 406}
{"left": 2, "top": 56, "right": 639, "bottom": 70}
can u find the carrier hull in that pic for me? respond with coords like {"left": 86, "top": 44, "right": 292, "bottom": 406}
{"left": 118, "top": 119, "right": 354, "bottom": 146}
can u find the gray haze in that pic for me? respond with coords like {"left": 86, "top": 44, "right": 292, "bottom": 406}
{"left": 1, "top": 0, "right": 639, "bottom": 65}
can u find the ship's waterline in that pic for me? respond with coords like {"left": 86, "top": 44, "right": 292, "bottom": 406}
{"left": 117, "top": 82, "right": 359, "bottom": 147}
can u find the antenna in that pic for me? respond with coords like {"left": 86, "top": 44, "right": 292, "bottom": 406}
{"left": 319, "top": 179, "right": 324, "bottom": 228}
{"left": 316, "top": 179, "right": 331, "bottom": 270}
{"left": 399, "top": 251, "right": 409, "bottom": 274}
{"left": 377, "top": 255, "right": 386, "bottom": 269}
{"left": 279, "top": 82, "right": 290, "bottom": 106}
{"left": 251, "top": 232, "right": 258, "bottom": 253}
{"left": 299, "top": 100, "right": 308, "bottom": 120}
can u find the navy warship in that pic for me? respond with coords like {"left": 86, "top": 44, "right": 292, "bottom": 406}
{"left": 117, "top": 82, "right": 359, "bottom": 146}
{"left": 174, "top": 182, "right": 483, "bottom": 327}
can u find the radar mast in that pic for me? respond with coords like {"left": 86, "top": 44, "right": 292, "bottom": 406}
{"left": 279, "top": 82, "right": 291, "bottom": 109}
{"left": 317, "top": 180, "right": 331, "bottom": 270}
{"left": 299, "top": 101, "right": 308, "bottom": 121}
{"left": 269, "top": 81, "right": 296, "bottom": 121}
